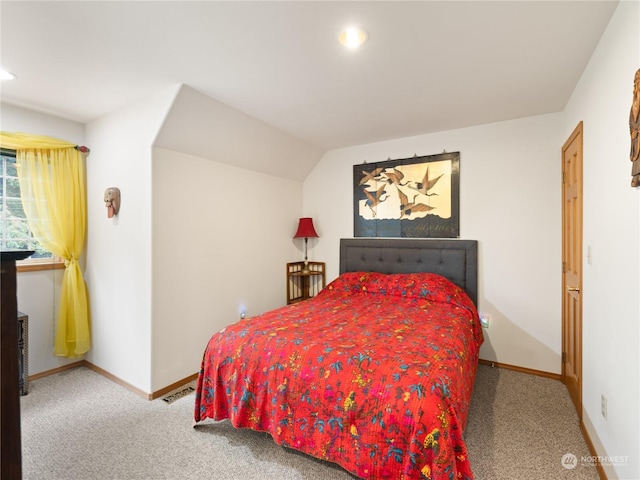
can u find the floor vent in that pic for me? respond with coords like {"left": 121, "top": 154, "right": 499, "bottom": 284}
{"left": 161, "top": 385, "right": 195, "bottom": 404}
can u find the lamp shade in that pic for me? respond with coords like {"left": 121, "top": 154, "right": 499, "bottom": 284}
{"left": 293, "top": 217, "right": 319, "bottom": 238}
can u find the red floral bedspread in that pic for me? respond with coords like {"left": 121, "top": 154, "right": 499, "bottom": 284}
{"left": 194, "top": 272, "right": 483, "bottom": 479}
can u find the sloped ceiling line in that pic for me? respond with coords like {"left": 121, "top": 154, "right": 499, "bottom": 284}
{"left": 153, "top": 85, "right": 324, "bottom": 182}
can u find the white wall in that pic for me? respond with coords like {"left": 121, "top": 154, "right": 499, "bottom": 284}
{"left": 84, "top": 84, "right": 312, "bottom": 394}
{"left": 304, "top": 113, "right": 564, "bottom": 375}
{"left": 562, "top": 2, "right": 639, "bottom": 478}
{"left": 1, "top": 103, "right": 85, "bottom": 376}
{"left": 148, "top": 85, "right": 316, "bottom": 391}
{"left": 0, "top": 103, "right": 85, "bottom": 141}
{"left": 151, "top": 147, "right": 302, "bottom": 390}
{"left": 84, "top": 86, "right": 179, "bottom": 393}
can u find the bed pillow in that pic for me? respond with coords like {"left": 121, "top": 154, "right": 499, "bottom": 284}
{"left": 326, "top": 271, "right": 473, "bottom": 309}
{"left": 324, "top": 271, "right": 388, "bottom": 294}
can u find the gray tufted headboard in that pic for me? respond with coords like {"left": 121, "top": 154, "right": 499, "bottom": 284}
{"left": 339, "top": 238, "right": 478, "bottom": 306}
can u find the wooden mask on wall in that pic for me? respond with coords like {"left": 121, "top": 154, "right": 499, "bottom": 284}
{"left": 630, "top": 68, "right": 640, "bottom": 187}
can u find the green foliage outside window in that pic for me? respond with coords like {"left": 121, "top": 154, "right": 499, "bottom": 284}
{"left": 0, "top": 152, "right": 52, "bottom": 259}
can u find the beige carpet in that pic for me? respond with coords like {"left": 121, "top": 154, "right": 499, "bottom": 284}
{"left": 20, "top": 364, "right": 598, "bottom": 479}
{"left": 465, "top": 365, "right": 598, "bottom": 479}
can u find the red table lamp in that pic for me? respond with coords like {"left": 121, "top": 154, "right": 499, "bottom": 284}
{"left": 294, "top": 217, "right": 319, "bottom": 273}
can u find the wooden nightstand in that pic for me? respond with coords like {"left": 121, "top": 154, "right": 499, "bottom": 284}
{"left": 286, "top": 261, "right": 325, "bottom": 305}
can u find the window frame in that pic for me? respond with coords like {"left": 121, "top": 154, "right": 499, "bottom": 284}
{"left": 0, "top": 148, "right": 64, "bottom": 271}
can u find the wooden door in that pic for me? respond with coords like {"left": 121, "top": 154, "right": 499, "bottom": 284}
{"left": 562, "top": 122, "right": 583, "bottom": 419}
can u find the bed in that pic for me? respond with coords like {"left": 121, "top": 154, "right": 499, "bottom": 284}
{"left": 194, "top": 238, "right": 482, "bottom": 479}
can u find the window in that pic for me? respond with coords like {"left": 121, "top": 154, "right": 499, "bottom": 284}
{"left": 0, "top": 149, "right": 54, "bottom": 261}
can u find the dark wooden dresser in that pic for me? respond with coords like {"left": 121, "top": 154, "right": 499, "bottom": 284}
{"left": 1, "top": 250, "right": 33, "bottom": 480}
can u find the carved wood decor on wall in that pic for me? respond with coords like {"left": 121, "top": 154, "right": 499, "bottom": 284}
{"left": 630, "top": 68, "right": 640, "bottom": 187}
{"left": 353, "top": 151, "right": 460, "bottom": 238}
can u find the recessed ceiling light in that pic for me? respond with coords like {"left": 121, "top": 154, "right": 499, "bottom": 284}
{"left": 0, "top": 69, "right": 15, "bottom": 80}
{"left": 339, "top": 27, "right": 367, "bottom": 49}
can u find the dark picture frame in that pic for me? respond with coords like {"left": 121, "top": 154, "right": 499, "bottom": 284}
{"left": 353, "top": 151, "right": 460, "bottom": 238}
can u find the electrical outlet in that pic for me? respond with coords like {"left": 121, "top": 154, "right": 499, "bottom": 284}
{"left": 601, "top": 394, "right": 607, "bottom": 419}
{"left": 479, "top": 314, "right": 490, "bottom": 328}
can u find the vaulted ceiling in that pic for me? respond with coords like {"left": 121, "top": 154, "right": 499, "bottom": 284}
{"left": 0, "top": 1, "right": 618, "bottom": 150}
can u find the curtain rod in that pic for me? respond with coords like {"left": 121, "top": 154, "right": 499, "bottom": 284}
{"left": 74, "top": 145, "right": 90, "bottom": 153}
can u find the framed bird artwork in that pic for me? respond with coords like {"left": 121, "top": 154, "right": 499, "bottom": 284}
{"left": 353, "top": 151, "right": 460, "bottom": 238}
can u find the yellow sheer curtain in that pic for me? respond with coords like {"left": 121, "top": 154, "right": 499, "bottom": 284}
{"left": 0, "top": 132, "right": 90, "bottom": 357}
